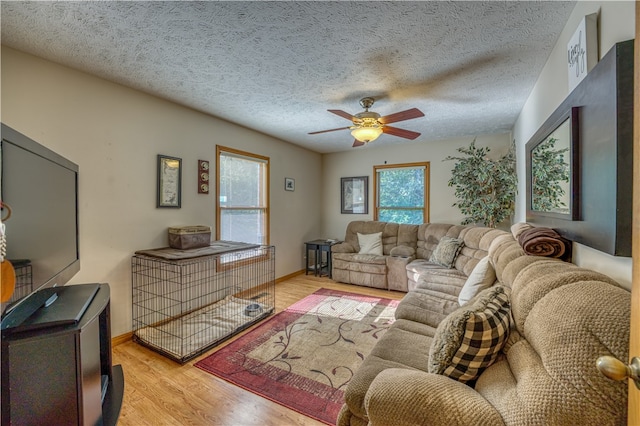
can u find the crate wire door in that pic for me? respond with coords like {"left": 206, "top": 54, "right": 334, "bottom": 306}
{"left": 131, "top": 245, "right": 275, "bottom": 363}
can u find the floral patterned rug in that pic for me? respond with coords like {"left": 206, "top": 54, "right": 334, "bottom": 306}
{"left": 195, "top": 288, "right": 398, "bottom": 425}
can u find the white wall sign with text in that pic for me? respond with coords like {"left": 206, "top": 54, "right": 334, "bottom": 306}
{"left": 567, "top": 13, "right": 598, "bottom": 92}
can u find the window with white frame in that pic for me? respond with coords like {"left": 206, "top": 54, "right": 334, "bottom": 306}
{"left": 374, "top": 162, "right": 430, "bottom": 224}
{"left": 216, "top": 146, "right": 269, "bottom": 245}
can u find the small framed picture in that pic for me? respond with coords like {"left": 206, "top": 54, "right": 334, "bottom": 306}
{"left": 341, "top": 176, "right": 368, "bottom": 214}
{"left": 157, "top": 154, "right": 182, "bottom": 208}
{"left": 285, "top": 177, "right": 295, "bottom": 192}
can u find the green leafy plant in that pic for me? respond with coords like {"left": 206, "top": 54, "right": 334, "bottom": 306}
{"left": 444, "top": 140, "right": 517, "bottom": 228}
{"left": 530, "top": 137, "right": 570, "bottom": 212}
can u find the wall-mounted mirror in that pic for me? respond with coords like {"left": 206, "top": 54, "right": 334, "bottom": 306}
{"left": 526, "top": 106, "right": 579, "bottom": 220}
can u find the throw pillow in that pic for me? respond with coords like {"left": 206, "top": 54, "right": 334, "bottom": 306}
{"left": 428, "top": 286, "right": 511, "bottom": 383}
{"left": 357, "top": 232, "right": 383, "bottom": 255}
{"left": 429, "top": 236, "right": 465, "bottom": 268}
{"left": 458, "top": 257, "right": 496, "bottom": 305}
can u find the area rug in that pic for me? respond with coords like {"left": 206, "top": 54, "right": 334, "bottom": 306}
{"left": 195, "top": 288, "right": 398, "bottom": 425}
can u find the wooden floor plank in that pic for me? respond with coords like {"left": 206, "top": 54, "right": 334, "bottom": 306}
{"left": 113, "top": 274, "right": 404, "bottom": 425}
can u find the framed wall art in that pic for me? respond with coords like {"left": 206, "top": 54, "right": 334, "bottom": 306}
{"left": 341, "top": 176, "right": 368, "bottom": 214}
{"left": 157, "top": 154, "right": 182, "bottom": 208}
{"left": 285, "top": 177, "right": 295, "bottom": 192}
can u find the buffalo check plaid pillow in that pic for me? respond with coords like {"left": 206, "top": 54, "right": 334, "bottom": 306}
{"left": 428, "top": 286, "right": 511, "bottom": 383}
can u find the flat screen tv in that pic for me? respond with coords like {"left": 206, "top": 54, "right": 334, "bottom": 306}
{"left": 0, "top": 124, "right": 80, "bottom": 322}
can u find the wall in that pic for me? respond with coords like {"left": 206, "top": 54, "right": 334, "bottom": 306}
{"left": 1, "top": 46, "right": 323, "bottom": 336}
{"left": 513, "top": 1, "right": 635, "bottom": 289}
{"left": 321, "top": 133, "right": 512, "bottom": 240}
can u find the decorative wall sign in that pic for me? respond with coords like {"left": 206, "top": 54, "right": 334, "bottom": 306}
{"left": 157, "top": 154, "right": 182, "bottom": 208}
{"left": 198, "top": 160, "right": 210, "bottom": 194}
{"left": 567, "top": 13, "right": 598, "bottom": 92}
{"left": 284, "top": 177, "right": 295, "bottom": 192}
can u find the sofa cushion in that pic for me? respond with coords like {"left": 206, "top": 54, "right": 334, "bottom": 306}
{"left": 458, "top": 256, "right": 496, "bottom": 305}
{"left": 342, "top": 221, "right": 417, "bottom": 256}
{"left": 414, "top": 272, "right": 466, "bottom": 300}
{"left": 428, "top": 286, "right": 511, "bottom": 383}
{"left": 389, "top": 245, "right": 415, "bottom": 257}
{"left": 429, "top": 236, "right": 464, "bottom": 268}
{"left": 395, "top": 291, "right": 460, "bottom": 328}
{"left": 416, "top": 223, "right": 465, "bottom": 260}
{"left": 344, "top": 318, "right": 435, "bottom": 420}
{"left": 407, "top": 260, "right": 467, "bottom": 296}
{"left": 333, "top": 253, "right": 386, "bottom": 268}
{"left": 358, "top": 232, "right": 383, "bottom": 255}
{"left": 455, "top": 227, "right": 509, "bottom": 276}
{"left": 475, "top": 268, "right": 630, "bottom": 425}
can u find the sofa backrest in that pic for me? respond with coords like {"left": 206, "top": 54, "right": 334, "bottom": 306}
{"left": 416, "top": 223, "right": 463, "bottom": 260}
{"left": 416, "top": 223, "right": 509, "bottom": 276}
{"left": 478, "top": 237, "right": 630, "bottom": 424}
{"left": 342, "top": 221, "right": 418, "bottom": 255}
{"left": 487, "top": 234, "right": 527, "bottom": 285}
{"left": 455, "top": 227, "right": 509, "bottom": 276}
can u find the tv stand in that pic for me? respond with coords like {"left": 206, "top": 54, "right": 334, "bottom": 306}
{"left": 1, "top": 283, "right": 123, "bottom": 425}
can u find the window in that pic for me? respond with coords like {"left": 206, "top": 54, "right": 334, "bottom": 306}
{"left": 216, "top": 146, "right": 269, "bottom": 245}
{"left": 374, "top": 162, "right": 430, "bottom": 224}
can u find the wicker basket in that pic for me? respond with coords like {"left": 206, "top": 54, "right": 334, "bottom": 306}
{"left": 168, "top": 226, "right": 211, "bottom": 249}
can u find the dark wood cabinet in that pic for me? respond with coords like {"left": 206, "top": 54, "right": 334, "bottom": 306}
{"left": 1, "top": 283, "right": 123, "bottom": 425}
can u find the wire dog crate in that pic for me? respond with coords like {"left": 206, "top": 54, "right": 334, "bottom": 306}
{"left": 131, "top": 242, "right": 275, "bottom": 363}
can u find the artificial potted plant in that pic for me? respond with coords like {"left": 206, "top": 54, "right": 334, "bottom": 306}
{"left": 445, "top": 140, "right": 517, "bottom": 228}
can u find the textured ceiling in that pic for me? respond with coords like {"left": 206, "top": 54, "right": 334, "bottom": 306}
{"left": 1, "top": 1, "right": 576, "bottom": 153}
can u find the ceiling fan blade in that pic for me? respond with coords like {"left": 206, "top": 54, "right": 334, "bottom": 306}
{"left": 383, "top": 125, "right": 421, "bottom": 140}
{"left": 379, "top": 108, "right": 425, "bottom": 124}
{"left": 308, "top": 126, "right": 351, "bottom": 135}
{"left": 328, "top": 109, "right": 355, "bottom": 121}
{"left": 352, "top": 139, "right": 365, "bottom": 148}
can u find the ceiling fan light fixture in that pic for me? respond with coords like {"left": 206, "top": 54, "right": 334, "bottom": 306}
{"left": 311, "top": 97, "right": 423, "bottom": 147}
{"left": 351, "top": 126, "right": 383, "bottom": 143}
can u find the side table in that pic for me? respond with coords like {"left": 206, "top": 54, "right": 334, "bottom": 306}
{"left": 305, "top": 240, "right": 339, "bottom": 278}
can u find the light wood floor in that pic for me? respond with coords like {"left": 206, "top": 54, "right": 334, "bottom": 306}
{"left": 112, "top": 273, "right": 404, "bottom": 426}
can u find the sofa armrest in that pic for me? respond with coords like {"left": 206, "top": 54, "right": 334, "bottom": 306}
{"left": 332, "top": 242, "right": 355, "bottom": 253}
{"left": 389, "top": 246, "right": 415, "bottom": 257}
{"left": 365, "top": 369, "right": 505, "bottom": 426}
{"left": 386, "top": 255, "right": 413, "bottom": 292}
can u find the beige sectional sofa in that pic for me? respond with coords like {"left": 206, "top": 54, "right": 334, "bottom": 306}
{"left": 337, "top": 227, "right": 630, "bottom": 426}
{"left": 332, "top": 221, "right": 507, "bottom": 293}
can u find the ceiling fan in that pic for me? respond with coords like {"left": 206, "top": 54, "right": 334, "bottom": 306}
{"left": 309, "top": 97, "right": 425, "bottom": 147}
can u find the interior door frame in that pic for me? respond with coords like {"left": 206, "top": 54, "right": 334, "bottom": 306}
{"left": 628, "top": 4, "right": 640, "bottom": 424}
